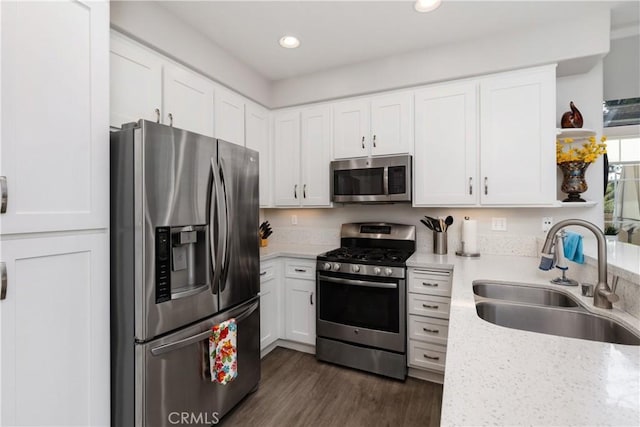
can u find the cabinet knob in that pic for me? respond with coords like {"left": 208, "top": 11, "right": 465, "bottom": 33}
{"left": 303, "top": 184, "right": 307, "bottom": 199}
{"left": 294, "top": 184, "right": 298, "bottom": 199}
{"left": 484, "top": 177, "right": 488, "bottom": 195}
{"left": 310, "top": 292, "right": 314, "bottom": 305}
{"left": 168, "top": 113, "right": 174, "bottom": 127}
{"left": 373, "top": 134, "right": 377, "bottom": 147}
{"left": 361, "top": 136, "right": 365, "bottom": 149}
{"left": 469, "top": 177, "right": 473, "bottom": 195}
{"left": 155, "top": 108, "right": 160, "bottom": 123}
{"left": 1, "top": 262, "right": 6, "bottom": 300}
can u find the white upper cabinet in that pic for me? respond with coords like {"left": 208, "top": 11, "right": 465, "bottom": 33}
{"left": 273, "top": 111, "right": 302, "bottom": 206}
{"left": 110, "top": 33, "right": 163, "bottom": 128}
{"left": 0, "top": 0, "right": 109, "bottom": 234}
{"left": 163, "top": 63, "right": 215, "bottom": 137}
{"left": 414, "top": 82, "right": 478, "bottom": 205}
{"left": 273, "top": 106, "right": 332, "bottom": 207}
{"left": 214, "top": 87, "right": 246, "bottom": 145}
{"left": 370, "top": 92, "right": 413, "bottom": 156}
{"left": 333, "top": 92, "right": 412, "bottom": 159}
{"left": 245, "top": 102, "right": 272, "bottom": 207}
{"left": 111, "top": 32, "right": 215, "bottom": 137}
{"left": 414, "top": 65, "right": 556, "bottom": 207}
{"left": 479, "top": 66, "right": 556, "bottom": 205}
{"left": 300, "top": 106, "right": 332, "bottom": 206}
{"left": 333, "top": 99, "right": 370, "bottom": 159}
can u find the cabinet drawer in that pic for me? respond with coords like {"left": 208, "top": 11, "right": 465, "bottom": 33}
{"left": 408, "top": 268, "right": 452, "bottom": 296}
{"left": 408, "top": 294, "right": 450, "bottom": 319}
{"left": 259, "top": 262, "right": 276, "bottom": 283}
{"left": 284, "top": 259, "right": 315, "bottom": 280}
{"left": 409, "top": 340, "right": 447, "bottom": 372}
{"left": 408, "top": 315, "right": 449, "bottom": 345}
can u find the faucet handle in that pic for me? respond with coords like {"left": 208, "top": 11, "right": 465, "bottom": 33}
{"left": 611, "top": 275, "right": 619, "bottom": 293}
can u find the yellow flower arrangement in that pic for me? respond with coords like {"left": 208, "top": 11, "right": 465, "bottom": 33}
{"left": 556, "top": 136, "right": 607, "bottom": 164}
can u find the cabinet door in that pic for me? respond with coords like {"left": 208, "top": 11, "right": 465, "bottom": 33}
{"left": 284, "top": 277, "right": 316, "bottom": 345}
{"left": 163, "top": 63, "right": 215, "bottom": 137}
{"left": 0, "top": 0, "right": 109, "bottom": 235}
{"left": 301, "top": 106, "right": 332, "bottom": 207}
{"left": 273, "top": 111, "right": 301, "bottom": 206}
{"left": 414, "top": 82, "right": 478, "bottom": 206}
{"left": 246, "top": 103, "right": 272, "bottom": 207}
{"left": 260, "top": 277, "right": 279, "bottom": 350}
{"left": 0, "top": 233, "right": 109, "bottom": 426}
{"left": 479, "top": 66, "right": 556, "bottom": 205}
{"left": 215, "top": 88, "right": 246, "bottom": 146}
{"left": 333, "top": 99, "right": 370, "bottom": 159}
{"left": 371, "top": 92, "right": 413, "bottom": 156}
{"left": 110, "top": 32, "right": 162, "bottom": 128}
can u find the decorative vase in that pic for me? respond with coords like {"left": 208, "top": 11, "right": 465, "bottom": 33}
{"left": 559, "top": 161, "right": 590, "bottom": 202}
{"left": 560, "top": 101, "right": 584, "bottom": 128}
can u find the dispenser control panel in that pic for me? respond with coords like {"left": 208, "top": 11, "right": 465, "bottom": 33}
{"left": 155, "top": 227, "right": 172, "bottom": 303}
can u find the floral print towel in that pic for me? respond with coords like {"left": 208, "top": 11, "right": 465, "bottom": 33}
{"left": 209, "top": 319, "right": 238, "bottom": 384}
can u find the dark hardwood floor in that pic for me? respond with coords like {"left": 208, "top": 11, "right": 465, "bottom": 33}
{"left": 221, "top": 347, "right": 443, "bottom": 427}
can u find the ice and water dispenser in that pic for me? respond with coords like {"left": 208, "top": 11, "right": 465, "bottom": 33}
{"left": 155, "top": 225, "right": 210, "bottom": 303}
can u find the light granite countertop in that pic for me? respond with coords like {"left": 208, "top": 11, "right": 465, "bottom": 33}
{"left": 259, "top": 243, "right": 334, "bottom": 261}
{"left": 407, "top": 252, "right": 640, "bottom": 426}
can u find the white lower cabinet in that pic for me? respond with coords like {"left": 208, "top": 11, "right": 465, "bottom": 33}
{"left": 259, "top": 260, "right": 281, "bottom": 351}
{"left": 0, "top": 232, "right": 110, "bottom": 426}
{"left": 407, "top": 268, "right": 452, "bottom": 376}
{"left": 283, "top": 259, "right": 316, "bottom": 345}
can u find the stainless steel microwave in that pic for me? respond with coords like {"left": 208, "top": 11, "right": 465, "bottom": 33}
{"left": 330, "top": 154, "right": 412, "bottom": 203}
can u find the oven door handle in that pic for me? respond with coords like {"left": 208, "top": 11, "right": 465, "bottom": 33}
{"left": 321, "top": 275, "right": 397, "bottom": 289}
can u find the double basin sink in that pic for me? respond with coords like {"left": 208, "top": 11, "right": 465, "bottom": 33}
{"left": 473, "top": 281, "right": 640, "bottom": 346}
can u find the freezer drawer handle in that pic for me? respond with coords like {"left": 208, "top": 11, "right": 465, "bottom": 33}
{"left": 150, "top": 300, "right": 259, "bottom": 356}
{"left": 171, "top": 283, "right": 209, "bottom": 300}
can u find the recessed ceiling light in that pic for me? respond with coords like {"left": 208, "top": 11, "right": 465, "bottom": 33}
{"left": 279, "top": 36, "right": 300, "bottom": 49}
{"left": 414, "top": 0, "right": 442, "bottom": 13}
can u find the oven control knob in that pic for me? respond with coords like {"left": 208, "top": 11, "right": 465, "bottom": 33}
{"left": 352, "top": 265, "right": 360, "bottom": 273}
{"left": 384, "top": 268, "right": 393, "bottom": 276}
{"left": 333, "top": 263, "right": 341, "bottom": 271}
{"left": 373, "top": 267, "right": 381, "bottom": 275}
{"left": 323, "top": 262, "right": 332, "bottom": 270}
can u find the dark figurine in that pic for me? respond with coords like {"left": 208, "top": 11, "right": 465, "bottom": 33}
{"left": 561, "top": 101, "right": 584, "bottom": 128}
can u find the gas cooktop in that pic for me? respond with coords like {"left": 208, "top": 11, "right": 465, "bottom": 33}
{"left": 318, "top": 247, "right": 414, "bottom": 267}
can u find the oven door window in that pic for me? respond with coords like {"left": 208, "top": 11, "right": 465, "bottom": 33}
{"left": 334, "top": 167, "right": 385, "bottom": 195}
{"left": 318, "top": 275, "right": 399, "bottom": 333}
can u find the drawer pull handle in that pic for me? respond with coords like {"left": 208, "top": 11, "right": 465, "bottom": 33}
{"left": 294, "top": 268, "right": 307, "bottom": 273}
{"left": 422, "top": 282, "right": 438, "bottom": 287}
{"left": 423, "top": 327, "right": 440, "bottom": 334}
{"left": 423, "top": 354, "right": 440, "bottom": 361}
{"left": 422, "top": 304, "right": 439, "bottom": 309}
{"left": 260, "top": 271, "right": 267, "bottom": 276}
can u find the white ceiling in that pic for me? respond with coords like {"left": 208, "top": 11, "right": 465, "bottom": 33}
{"left": 158, "top": 1, "right": 640, "bottom": 82}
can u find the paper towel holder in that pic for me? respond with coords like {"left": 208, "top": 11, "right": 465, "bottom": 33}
{"left": 455, "top": 241, "right": 480, "bottom": 257}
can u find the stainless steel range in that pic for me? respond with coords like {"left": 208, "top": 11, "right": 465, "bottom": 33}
{"left": 315, "top": 223, "right": 415, "bottom": 380}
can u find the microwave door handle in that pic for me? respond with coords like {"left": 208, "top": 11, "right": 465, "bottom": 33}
{"left": 383, "top": 167, "right": 389, "bottom": 195}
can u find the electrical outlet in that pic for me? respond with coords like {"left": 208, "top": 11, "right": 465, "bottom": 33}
{"left": 491, "top": 217, "right": 507, "bottom": 231}
{"left": 291, "top": 215, "right": 298, "bottom": 225}
{"left": 542, "top": 217, "right": 553, "bottom": 232}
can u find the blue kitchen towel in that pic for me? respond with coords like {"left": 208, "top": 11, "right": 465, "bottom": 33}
{"left": 563, "top": 231, "right": 584, "bottom": 264}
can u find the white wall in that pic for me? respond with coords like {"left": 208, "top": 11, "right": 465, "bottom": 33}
{"left": 271, "top": 10, "right": 609, "bottom": 108}
{"left": 604, "top": 34, "right": 640, "bottom": 100}
{"left": 110, "top": 1, "right": 271, "bottom": 106}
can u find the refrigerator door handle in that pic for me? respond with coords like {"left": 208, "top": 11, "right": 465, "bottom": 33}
{"left": 210, "top": 158, "right": 224, "bottom": 295}
{"left": 150, "top": 299, "right": 259, "bottom": 356}
{"left": 218, "top": 158, "right": 230, "bottom": 293}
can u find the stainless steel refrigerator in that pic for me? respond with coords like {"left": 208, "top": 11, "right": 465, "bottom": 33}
{"left": 110, "top": 120, "right": 260, "bottom": 427}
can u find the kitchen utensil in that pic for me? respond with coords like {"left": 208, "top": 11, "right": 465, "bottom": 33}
{"left": 424, "top": 216, "right": 440, "bottom": 232}
{"left": 444, "top": 216, "right": 454, "bottom": 231}
{"left": 420, "top": 219, "right": 434, "bottom": 231}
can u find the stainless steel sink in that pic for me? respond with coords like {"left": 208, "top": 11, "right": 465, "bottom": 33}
{"left": 475, "top": 301, "right": 640, "bottom": 346}
{"left": 473, "top": 281, "right": 581, "bottom": 307}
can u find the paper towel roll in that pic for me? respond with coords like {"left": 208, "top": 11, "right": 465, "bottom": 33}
{"left": 462, "top": 218, "right": 478, "bottom": 254}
